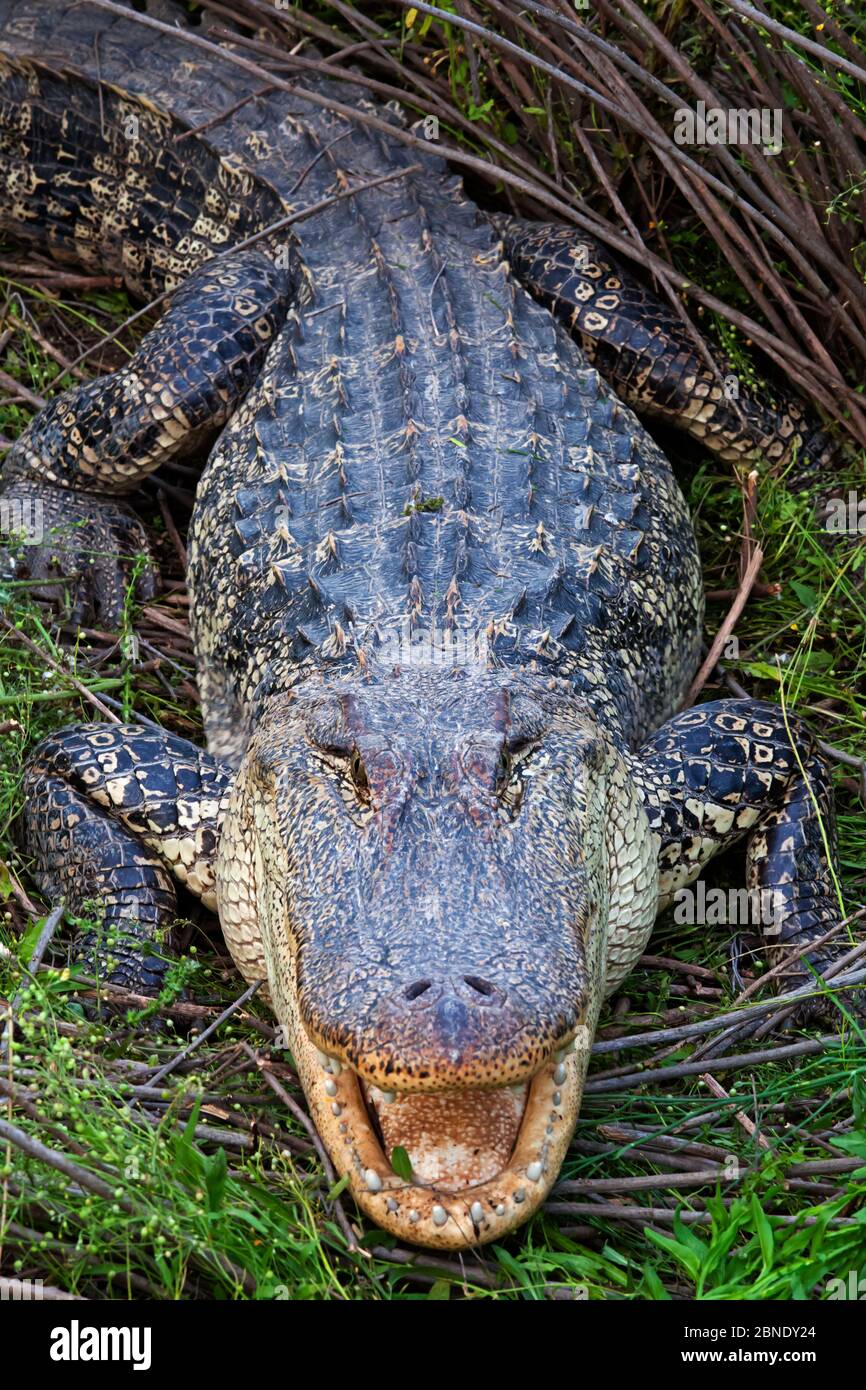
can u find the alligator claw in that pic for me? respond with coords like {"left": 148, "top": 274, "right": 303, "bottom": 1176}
{"left": 73, "top": 928, "right": 189, "bottom": 1033}
{"left": 750, "top": 946, "right": 866, "bottom": 1030}
{"left": 0, "top": 480, "right": 156, "bottom": 628}
{"left": 785, "top": 976, "right": 866, "bottom": 1028}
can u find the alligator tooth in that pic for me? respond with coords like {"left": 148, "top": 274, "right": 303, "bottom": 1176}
{"left": 316, "top": 1050, "right": 331, "bottom": 1070}
{"left": 470, "top": 1201, "right": 484, "bottom": 1225}
{"left": 365, "top": 1168, "right": 382, "bottom": 1192}
{"left": 409, "top": 1209, "right": 420, "bottom": 1223}
{"left": 432, "top": 1205, "right": 448, "bottom": 1227}
{"left": 369, "top": 1086, "right": 395, "bottom": 1104}
{"left": 527, "top": 1161, "right": 543, "bottom": 1182}
{"left": 387, "top": 1198, "right": 399, "bottom": 1213}
{"left": 514, "top": 1188, "right": 526, "bottom": 1204}
{"left": 496, "top": 1204, "right": 506, "bottom": 1216}
{"left": 331, "top": 1102, "right": 342, "bottom": 1116}
{"left": 324, "top": 1079, "right": 337, "bottom": 1097}
{"left": 329, "top": 1058, "right": 342, "bottom": 1076}
{"left": 553, "top": 1090, "right": 561, "bottom": 1106}
{"left": 553, "top": 1062, "right": 567, "bottom": 1086}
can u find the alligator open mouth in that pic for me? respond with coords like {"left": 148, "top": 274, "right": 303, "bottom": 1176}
{"left": 361, "top": 1078, "right": 530, "bottom": 1192}
{"left": 296, "top": 1022, "right": 587, "bottom": 1249}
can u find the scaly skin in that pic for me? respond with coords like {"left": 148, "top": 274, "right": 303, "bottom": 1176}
{"left": 1, "top": 1, "right": 857, "bottom": 1250}
{"left": 498, "top": 218, "right": 837, "bottom": 472}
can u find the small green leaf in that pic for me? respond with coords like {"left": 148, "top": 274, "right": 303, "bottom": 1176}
{"left": 326, "top": 1172, "right": 350, "bottom": 1201}
{"left": 639, "top": 1263, "right": 670, "bottom": 1300}
{"left": 644, "top": 1228, "right": 702, "bottom": 1279}
{"left": 403, "top": 495, "right": 444, "bottom": 515}
{"left": 740, "top": 661, "right": 782, "bottom": 683}
{"left": 203, "top": 1146, "right": 228, "bottom": 1214}
{"left": 427, "top": 1278, "right": 451, "bottom": 1300}
{"left": 390, "top": 1146, "right": 413, "bottom": 1181}
{"left": 830, "top": 1131, "right": 866, "bottom": 1160}
{"left": 17, "top": 913, "right": 54, "bottom": 964}
{"left": 750, "top": 1194, "right": 774, "bottom": 1274}
{"left": 790, "top": 580, "right": 819, "bottom": 610}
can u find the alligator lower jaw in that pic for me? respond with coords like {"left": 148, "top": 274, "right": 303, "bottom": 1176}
{"left": 297, "top": 1029, "right": 586, "bottom": 1250}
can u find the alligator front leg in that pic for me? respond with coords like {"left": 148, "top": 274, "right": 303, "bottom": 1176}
{"left": 503, "top": 218, "right": 835, "bottom": 471}
{"left": 624, "top": 699, "right": 858, "bottom": 1017}
{"left": 19, "top": 723, "right": 232, "bottom": 993}
{"left": 0, "top": 250, "right": 291, "bottom": 625}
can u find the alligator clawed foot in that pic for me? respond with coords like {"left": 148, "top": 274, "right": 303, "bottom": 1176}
{"left": 73, "top": 926, "right": 187, "bottom": 1032}
{"left": 757, "top": 947, "right": 866, "bottom": 1033}
{"left": 728, "top": 930, "right": 865, "bottom": 1033}
{"left": 0, "top": 480, "right": 157, "bottom": 628}
{"left": 780, "top": 977, "right": 866, "bottom": 1031}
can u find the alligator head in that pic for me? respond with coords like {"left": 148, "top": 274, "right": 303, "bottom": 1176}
{"left": 217, "top": 662, "right": 658, "bottom": 1248}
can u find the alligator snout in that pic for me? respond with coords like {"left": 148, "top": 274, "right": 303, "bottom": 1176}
{"left": 302, "top": 954, "right": 576, "bottom": 1093}
{"left": 361, "top": 971, "right": 525, "bottom": 1084}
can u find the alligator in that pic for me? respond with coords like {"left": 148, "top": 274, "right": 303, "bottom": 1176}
{"left": 0, "top": 0, "right": 854, "bottom": 1251}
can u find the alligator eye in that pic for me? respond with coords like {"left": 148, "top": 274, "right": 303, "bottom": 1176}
{"left": 350, "top": 749, "right": 370, "bottom": 801}
{"left": 496, "top": 736, "right": 536, "bottom": 808}
{"left": 317, "top": 742, "right": 371, "bottom": 810}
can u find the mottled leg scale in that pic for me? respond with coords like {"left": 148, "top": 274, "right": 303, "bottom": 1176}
{"left": 502, "top": 218, "right": 836, "bottom": 471}
{"left": 20, "top": 723, "right": 232, "bottom": 992}
{"left": 1, "top": 252, "right": 292, "bottom": 625}
{"left": 628, "top": 699, "right": 859, "bottom": 1017}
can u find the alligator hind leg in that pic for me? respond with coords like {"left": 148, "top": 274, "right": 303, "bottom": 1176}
{"left": 0, "top": 250, "right": 292, "bottom": 624}
{"left": 502, "top": 219, "right": 835, "bottom": 471}
{"left": 622, "top": 699, "right": 859, "bottom": 1019}
{"left": 19, "top": 723, "right": 232, "bottom": 993}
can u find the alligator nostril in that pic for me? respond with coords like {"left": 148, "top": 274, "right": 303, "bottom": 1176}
{"left": 463, "top": 975, "right": 496, "bottom": 997}
{"left": 403, "top": 979, "right": 433, "bottom": 1002}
